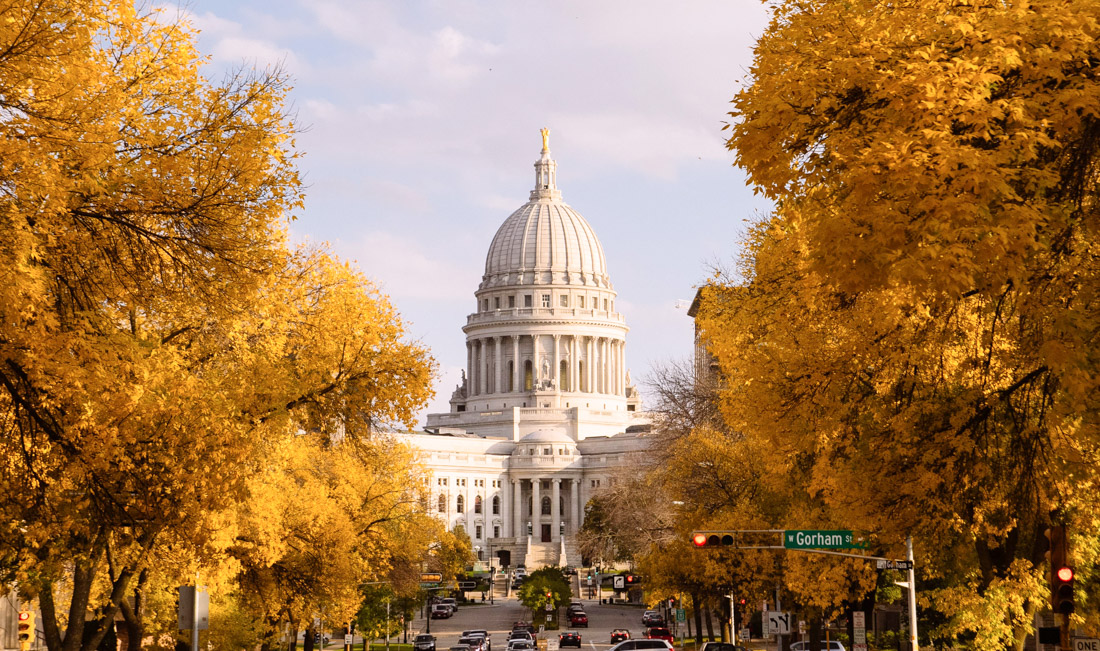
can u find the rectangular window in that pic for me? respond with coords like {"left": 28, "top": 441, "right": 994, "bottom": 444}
{"left": 524, "top": 294, "right": 532, "bottom": 308}
{"left": 476, "top": 525, "right": 482, "bottom": 539}
{"left": 494, "top": 525, "right": 500, "bottom": 538}
{"left": 544, "top": 447, "right": 552, "bottom": 455}
{"left": 579, "top": 296, "right": 585, "bottom": 308}
{"left": 541, "top": 294, "right": 551, "bottom": 308}
{"left": 509, "top": 295, "right": 516, "bottom": 308}
{"left": 604, "top": 298, "right": 608, "bottom": 310}
{"left": 560, "top": 295, "right": 568, "bottom": 307}
{"left": 494, "top": 297, "right": 500, "bottom": 309}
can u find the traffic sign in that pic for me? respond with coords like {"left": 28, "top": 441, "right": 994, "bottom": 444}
{"left": 875, "top": 559, "right": 913, "bottom": 570}
{"left": 345, "top": 634, "right": 353, "bottom": 645}
{"left": 768, "top": 611, "right": 791, "bottom": 635}
{"left": 784, "top": 530, "right": 866, "bottom": 549}
{"left": 676, "top": 609, "right": 686, "bottom": 622}
{"left": 1074, "top": 639, "right": 1100, "bottom": 651}
{"left": 613, "top": 576, "right": 625, "bottom": 589}
{"left": 421, "top": 573, "right": 443, "bottom": 582}
{"left": 458, "top": 581, "right": 477, "bottom": 589}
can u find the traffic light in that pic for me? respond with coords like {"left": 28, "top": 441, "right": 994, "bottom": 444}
{"left": 17, "top": 610, "right": 34, "bottom": 650}
{"left": 624, "top": 574, "right": 640, "bottom": 585}
{"left": 1045, "top": 525, "right": 1074, "bottom": 613}
{"left": 738, "top": 597, "right": 747, "bottom": 607}
{"left": 692, "top": 531, "right": 734, "bottom": 547}
{"left": 1054, "top": 565, "right": 1075, "bottom": 614}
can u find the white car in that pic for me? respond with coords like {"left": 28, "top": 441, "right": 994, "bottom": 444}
{"left": 607, "top": 640, "right": 673, "bottom": 651}
{"left": 507, "top": 640, "right": 535, "bottom": 651}
{"left": 790, "top": 643, "right": 846, "bottom": 651}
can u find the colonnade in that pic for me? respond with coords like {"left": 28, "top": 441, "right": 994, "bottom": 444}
{"left": 505, "top": 476, "right": 585, "bottom": 542}
{"left": 467, "top": 334, "right": 626, "bottom": 397}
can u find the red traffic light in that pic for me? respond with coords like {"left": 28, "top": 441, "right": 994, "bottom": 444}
{"left": 692, "top": 533, "right": 707, "bottom": 547}
{"left": 738, "top": 598, "right": 747, "bottom": 606}
{"left": 18, "top": 612, "right": 30, "bottom": 621}
{"left": 1057, "top": 566, "right": 1074, "bottom": 582}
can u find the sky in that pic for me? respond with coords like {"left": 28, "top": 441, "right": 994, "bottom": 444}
{"left": 184, "top": 0, "right": 776, "bottom": 425}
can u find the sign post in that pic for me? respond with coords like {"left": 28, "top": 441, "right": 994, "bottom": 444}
{"left": 852, "top": 611, "right": 867, "bottom": 651}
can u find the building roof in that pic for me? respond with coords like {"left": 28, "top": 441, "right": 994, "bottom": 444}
{"left": 481, "top": 134, "right": 610, "bottom": 290}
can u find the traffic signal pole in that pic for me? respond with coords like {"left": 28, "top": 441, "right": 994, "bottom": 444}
{"left": 907, "top": 536, "right": 918, "bottom": 651}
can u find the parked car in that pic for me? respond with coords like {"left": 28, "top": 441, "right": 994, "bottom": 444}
{"left": 569, "top": 611, "right": 588, "bottom": 627}
{"left": 430, "top": 604, "right": 451, "bottom": 619}
{"left": 641, "top": 611, "right": 665, "bottom": 627}
{"left": 645, "top": 627, "right": 674, "bottom": 644}
{"left": 790, "top": 643, "right": 846, "bottom": 651}
{"left": 607, "top": 640, "right": 673, "bottom": 651}
{"left": 611, "top": 629, "right": 631, "bottom": 644}
{"left": 414, "top": 635, "right": 437, "bottom": 651}
{"left": 559, "top": 632, "right": 582, "bottom": 648}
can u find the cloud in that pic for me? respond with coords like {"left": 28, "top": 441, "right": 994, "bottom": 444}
{"left": 351, "top": 231, "right": 482, "bottom": 301}
{"left": 187, "top": 9, "right": 303, "bottom": 73}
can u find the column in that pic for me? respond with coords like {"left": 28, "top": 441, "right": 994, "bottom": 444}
{"left": 613, "top": 340, "right": 620, "bottom": 395}
{"left": 495, "top": 336, "right": 503, "bottom": 395}
{"left": 513, "top": 336, "right": 521, "bottom": 392}
{"left": 531, "top": 478, "right": 541, "bottom": 538}
{"left": 570, "top": 337, "right": 578, "bottom": 394}
{"left": 553, "top": 335, "right": 561, "bottom": 393}
{"left": 602, "top": 338, "right": 609, "bottom": 394}
{"left": 466, "top": 341, "right": 473, "bottom": 396}
{"left": 551, "top": 478, "right": 561, "bottom": 542}
{"left": 620, "top": 340, "right": 627, "bottom": 394}
{"left": 578, "top": 479, "right": 587, "bottom": 529}
{"left": 576, "top": 477, "right": 585, "bottom": 534}
{"left": 586, "top": 337, "right": 593, "bottom": 393}
{"left": 512, "top": 478, "right": 523, "bottom": 539}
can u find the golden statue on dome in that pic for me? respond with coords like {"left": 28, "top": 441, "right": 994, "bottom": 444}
{"left": 540, "top": 127, "right": 550, "bottom": 152}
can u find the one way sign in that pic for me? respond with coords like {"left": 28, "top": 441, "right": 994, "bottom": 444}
{"left": 1073, "top": 638, "right": 1100, "bottom": 651}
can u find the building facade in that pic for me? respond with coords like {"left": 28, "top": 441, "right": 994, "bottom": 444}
{"left": 403, "top": 131, "right": 651, "bottom": 569}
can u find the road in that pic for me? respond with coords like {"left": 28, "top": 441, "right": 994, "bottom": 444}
{"left": 412, "top": 596, "right": 654, "bottom": 651}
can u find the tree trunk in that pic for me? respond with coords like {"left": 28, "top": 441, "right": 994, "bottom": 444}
{"left": 304, "top": 625, "right": 316, "bottom": 651}
{"left": 119, "top": 569, "right": 147, "bottom": 651}
{"left": 704, "top": 599, "right": 714, "bottom": 641}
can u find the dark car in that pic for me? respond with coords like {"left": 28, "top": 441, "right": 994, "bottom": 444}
{"left": 431, "top": 604, "right": 451, "bottom": 619}
{"left": 642, "top": 611, "right": 665, "bottom": 627}
{"left": 563, "top": 565, "right": 577, "bottom": 575}
{"left": 700, "top": 644, "right": 748, "bottom": 651}
{"left": 414, "top": 635, "right": 437, "bottom": 651}
{"left": 646, "top": 628, "right": 674, "bottom": 644}
{"left": 569, "top": 611, "right": 588, "bottom": 627}
{"left": 611, "top": 630, "right": 631, "bottom": 644}
{"left": 559, "top": 632, "right": 582, "bottom": 648}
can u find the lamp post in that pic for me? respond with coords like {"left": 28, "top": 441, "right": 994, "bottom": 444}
{"left": 487, "top": 540, "right": 494, "bottom": 604}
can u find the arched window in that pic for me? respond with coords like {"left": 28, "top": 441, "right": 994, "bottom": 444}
{"left": 560, "top": 360, "right": 569, "bottom": 391}
{"left": 457, "top": 495, "right": 465, "bottom": 513}
{"left": 541, "top": 496, "right": 551, "bottom": 515}
{"left": 474, "top": 495, "right": 483, "bottom": 514}
{"left": 492, "top": 495, "right": 500, "bottom": 515}
{"left": 524, "top": 360, "right": 533, "bottom": 390}
{"left": 438, "top": 495, "right": 446, "bottom": 513}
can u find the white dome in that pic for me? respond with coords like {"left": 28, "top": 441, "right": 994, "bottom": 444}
{"left": 519, "top": 429, "right": 575, "bottom": 443}
{"left": 480, "top": 138, "right": 611, "bottom": 290}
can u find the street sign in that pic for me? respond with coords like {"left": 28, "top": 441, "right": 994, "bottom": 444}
{"left": 177, "top": 586, "right": 209, "bottom": 631}
{"left": 459, "top": 581, "right": 477, "bottom": 589}
{"left": 421, "top": 573, "right": 443, "bottom": 582}
{"left": 768, "top": 611, "right": 791, "bottom": 635}
{"left": 784, "top": 530, "right": 867, "bottom": 549}
{"left": 545, "top": 603, "right": 553, "bottom": 612}
{"left": 739, "top": 629, "right": 749, "bottom": 641}
{"left": 853, "top": 611, "right": 867, "bottom": 651}
{"left": 345, "top": 634, "right": 353, "bottom": 645}
{"left": 676, "top": 609, "right": 686, "bottom": 622}
{"left": 1074, "top": 639, "right": 1100, "bottom": 651}
{"left": 613, "top": 576, "right": 625, "bottom": 589}
{"left": 875, "top": 559, "right": 914, "bottom": 570}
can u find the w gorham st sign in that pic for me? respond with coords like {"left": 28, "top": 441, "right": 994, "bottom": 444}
{"left": 784, "top": 530, "right": 867, "bottom": 550}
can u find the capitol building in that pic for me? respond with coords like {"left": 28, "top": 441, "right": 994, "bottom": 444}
{"left": 403, "top": 131, "right": 653, "bottom": 570}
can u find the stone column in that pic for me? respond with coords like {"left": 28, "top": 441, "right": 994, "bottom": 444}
{"left": 586, "top": 337, "right": 593, "bottom": 393}
{"left": 576, "top": 475, "right": 585, "bottom": 532}
{"left": 553, "top": 334, "right": 561, "bottom": 393}
{"left": 495, "top": 336, "right": 503, "bottom": 396}
{"left": 531, "top": 478, "right": 541, "bottom": 539}
{"left": 578, "top": 478, "right": 586, "bottom": 529}
{"left": 467, "top": 341, "right": 474, "bottom": 396}
{"left": 613, "top": 340, "right": 620, "bottom": 395}
{"left": 570, "top": 337, "right": 578, "bottom": 394}
{"left": 620, "top": 340, "right": 627, "bottom": 395}
{"left": 513, "top": 336, "right": 521, "bottom": 393}
{"left": 512, "top": 478, "right": 522, "bottom": 539}
{"left": 551, "top": 478, "right": 562, "bottom": 542}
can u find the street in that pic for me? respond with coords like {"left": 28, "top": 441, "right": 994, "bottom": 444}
{"left": 411, "top": 596, "right": 655, "bottom": 651}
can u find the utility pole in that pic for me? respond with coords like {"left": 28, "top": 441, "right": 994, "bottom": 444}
{"left": 907, "top": 536, "right": 918, "bottom": 651}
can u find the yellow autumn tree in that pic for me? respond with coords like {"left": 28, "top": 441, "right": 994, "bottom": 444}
{"left": 700, "top": 0, "right": 1100, "bottom": 648}
{"left": 0, "top": 3, "right": 434, "bottom": 651}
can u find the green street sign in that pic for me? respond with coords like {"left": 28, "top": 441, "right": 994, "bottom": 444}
{"left": 676, "top": 609, "right": 686, "bottom": 622}
{"left": 784, "top": 530, "right": 866, "bottom": 549}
